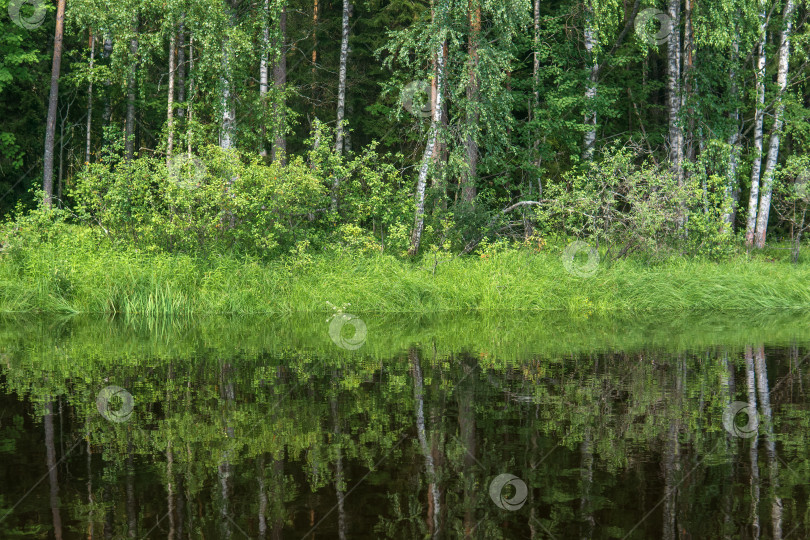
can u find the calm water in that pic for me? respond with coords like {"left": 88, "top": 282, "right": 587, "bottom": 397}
{"left": 0, "top": 313, "right": 808, "bottom": 539}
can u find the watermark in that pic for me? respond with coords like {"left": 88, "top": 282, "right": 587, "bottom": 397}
{"left": 796, "top": 169, "right": 810, "bottom": 202}
{"left": 8, "top": 0, "right": 46, "bottom": 30}
{"left": 328, "top": 312, "right": 367, "bottom": 350}
{"left": 96, "top": 385, "right": 134, "bottom": 423}
{"left": 489, "top": 473, "right": 528, "bottom": 511}
{"left": 634, "top": 8, "right": 672, "bottom": 46}
{"left": 561, "top": 240, "right": 599, "bottom": 278}
{"left": 722, "top": 401, "right": 758, "bottom": 439}
{"left": 167, "top": 152, "right": 206, "bottom": 190}
{"left": 402, "top": 80, "right": 432, "bottom": 118}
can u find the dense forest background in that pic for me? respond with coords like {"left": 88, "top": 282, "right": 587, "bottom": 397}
{"left": 2, "top": 0, "right": 810, "bottom": 259}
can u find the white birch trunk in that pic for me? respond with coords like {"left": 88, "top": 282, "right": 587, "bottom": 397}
{"left": 259, "top": 0, "right": 269, "bottom": 158}
{"left": 409, "top": 7, "right": 446, "bottom": 255}
{"left": 755, "top": 0, "right": 796, "bottom": 248}
{"left": 723, "top": 33, "right": 740, "bottom": 230}
{"left": 219, "top": 1, "right": 236, "bottom": 150}
{"left": 334, "top": 0, "right": 350, "bottom": 155}
{"left": 746, "top": 1, "right": 767, "bottom": 246}
{"left": 167, "top": 31, "right": 176, "bottom": 164}
{"left": 85, "top": 30, "right": 95, "bottom": 164}
{"left": 582, "top": 0, "right": 597, "bottom": 161}
{"left": 331, "top": 0, "right": 351, "bottom": 211}
{"left": 667, "top": 0, "right": 683, "bottom": 188}
{"left": 125, "top": 27, "right": 138, "bottom": 160}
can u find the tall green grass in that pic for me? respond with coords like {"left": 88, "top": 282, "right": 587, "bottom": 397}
{"left": 1, "top": 225, "right": 809, "bottom": 314}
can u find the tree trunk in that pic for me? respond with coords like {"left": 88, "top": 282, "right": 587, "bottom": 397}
{"left": 683, "top": 0, "right": 695, "bottom": 162}
{"left": 42, "top": 0, "right": 66, "bottom": 207}
{"left": 582, "top": 0, "right": 598, "bottom": 161}
{"left": 260, "top": 0, "right": 270, "bottom": 158}
{"left": 334, "top": 0, "right": 350, "bottom": 155}
{"left": 755, "top": 0, "right": 796, "bottom": 248}
{"left": 272, "top": 4, "right": 287, "bottom": 164}
{"left": 746, "top": 2, "right": 768, "bottom": 246}
{"left": 187, "top": 36, "right": 194, "bottom": 155}
{"left": 533, "top": 0, "right": 542, "bottom": 196}
{"left": 312, "top": 0, "right": 318, "bottom": 80}
{"left": 125, "top": 25, "right": 139, "bottom": 161}
{"left": 125, "top": 24, "right": 139, "bottom": 160}
{"left": 86, "top": 29, "right": 95, "bottom": 164}
{"left": 724, "top": 32, "right": 741, "bottom": 231}
{"left": 331, "top": 0, "right": 351, "bottom": 210}
{"left": 461, "top": 0, "right": 480, "bottom": 202}
{"left": 666, "top": 0, "right": 683, "bottom": 189}
{"left": 167, "top": 30, "right": 176, "bottom": 164}
{"left": 220, "top": 1, "right": 237, "bottom": 150}
{"left": 178, "top": 17, "right": 186, "bottom": 121}
{"left": 102, "top": 35, "right": 113, "bottom": 139}
{"left": 409, "top": 7, "right": 446, "bottom": 255}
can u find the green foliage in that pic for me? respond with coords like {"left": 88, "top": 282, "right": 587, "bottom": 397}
{"left": 70, "top": 145, "right": 327, "bottom": 257}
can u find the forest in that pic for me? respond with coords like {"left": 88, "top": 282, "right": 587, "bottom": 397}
{"left": 3, "top": 3, "right": 810, "bottom": 538}
{"left": 1, "top": 0, "right": 810, "bottom": 314}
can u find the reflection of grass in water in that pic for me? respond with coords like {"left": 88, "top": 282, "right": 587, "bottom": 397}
{"left": 2, "top": 308, "right": 810, "bottom": 366}
{"left": 1, "top": 226, "right": 810, "bottom": 317}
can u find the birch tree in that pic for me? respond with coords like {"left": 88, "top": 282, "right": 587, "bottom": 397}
{"left": 754, "top": 0, "right": 796, "bottom": 248}
{"left": 582, "top": 0, "right": 598, "bottom": 161}
{"left": 410, "top": 0, "right": 447, "bottom": 255}
{"left": 667, "top": 0, "right": 683, "bottom": 189}
{"left": 745, "top": 0, "right": 767, "bottom": 246}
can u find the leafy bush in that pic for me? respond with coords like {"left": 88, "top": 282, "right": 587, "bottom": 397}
{"left": 69, "top": 145, "right": 328, "bottom": 258}
{"left": 539, "top": 145, "right": 734, "bottom": 260}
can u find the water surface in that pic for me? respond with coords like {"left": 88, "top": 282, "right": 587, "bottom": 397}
{"left": 0, "top": 313, "right": 808, "bottom": 538}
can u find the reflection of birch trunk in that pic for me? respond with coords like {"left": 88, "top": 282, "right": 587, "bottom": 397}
{"left": 754, "top": 347, "right": 782, "bottom": 539}
{"left": 258, "top": 456, "right": 267, "bottom": 539}
{"left": 745, "top": 346, "right": 761, "bottom": 539}
{"left": 410, "top": 348, "right": 440, "bottom": 537}
{"left": 86, "top": 425, "right": 94, "bottom": 540}
{"left": 529, "top": 405, "right": 538, "bottom": 538}
{"left": 167, "top": 440, "right": 176, "bottom": 540}
{"left": 721, "top": 350, "right": 735, "bottom": 532}
{"left": 661, "top": 422, "right": 678, "bottom": 540}
{"left": 127, "top": 437, "right": 137, "bottom": 537}
{"left": 458, "top": 357, "right": 476, "bottom": 537}
{"left": 579, "top": 427, "right": 595, "bottom": 538}
{"left": 44, "top": 400, "right": 63, "bottom": 540}
{"left": 331, "top": 398, "right": 347, "bottom": 540}
{"left": 219, "top": 362, "right": 234, "bottom": 539}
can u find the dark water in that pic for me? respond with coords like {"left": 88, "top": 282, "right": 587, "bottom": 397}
{"left": 0, "top": 313, "right": 808, "bottom": 539}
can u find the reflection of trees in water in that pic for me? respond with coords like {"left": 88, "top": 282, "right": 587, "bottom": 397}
{"left": 0, "top": 338, "right": 807, "bottom": 538}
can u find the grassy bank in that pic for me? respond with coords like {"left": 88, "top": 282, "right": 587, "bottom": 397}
{"left": 1, "top": 225, "right": 809, "bottom": 315}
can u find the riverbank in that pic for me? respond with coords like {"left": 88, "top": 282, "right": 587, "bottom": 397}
{"left": 1, "top": 225, "right": 809, "bottom": 315}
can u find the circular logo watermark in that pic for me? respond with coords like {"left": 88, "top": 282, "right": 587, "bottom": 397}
{"left": 402, "top": 80, "right": 432, "bottom": 118}
{"left": 328, "top": 313, "right": 367, "bottom": 351}
{"left": 489, "top": 473, "right": 528, "bottom": 511}
{"left": 562, "top": 241, "right": 600, "bottom": 278}
{"left": 634, "top": 8, "right": 672, "bottom": 46}
{"left": 722, "top": 401, "right": 758, "bottom": 439}
{"left": 96, "top": 385, "right": 134, "bottom": 423}
{"left": 167, "top": 153, "right": 205, "bottom": 190}
{"left": 796, "top": 169, "right": 810, "bottom": 203}
{"left": 8, "top": 0, "right": 46, "bottom": 30}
